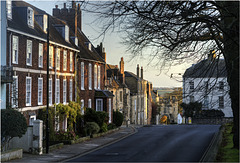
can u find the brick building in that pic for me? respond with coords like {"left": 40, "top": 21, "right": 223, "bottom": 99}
{"left": 52, "top": 3, "right": 113, "bottom": 122}
{"left": 3, "top": 0, "right": 113, "bottom": 126}
{"left": 5, "top": 1, "right": 79, "bottom": 126}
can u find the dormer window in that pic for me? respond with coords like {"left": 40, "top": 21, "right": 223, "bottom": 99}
{"left": 54, "top": 24, "right": 69, "bottom": 42}
{"left": 6, "top": 0, "right": 12, "bottom": 19}
{"left": 35, "top": 14, "right": 48, "bottom": 33}
{"left": 65, "top": 25, "right": 69, "bottom": 42}
{"left": 27, "top": 7, "right": 34, "bottom": 28}
{"left": 71, "top": 37, "right": 78, "bottom": 46}
{"left": 85, "top": 42, "right": 92, "bottom": 51}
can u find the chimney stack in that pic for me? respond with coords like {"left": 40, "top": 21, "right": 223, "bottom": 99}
{"left": 141, "top": 66, "right": 143, "bottom": 79}
{"left": 119, "top": 57, "right": 125, "bottom": 84}
{"left": 137, "top": 64, "right": 139, "bottom": 78}
{"left": 53, "top": 5, "right": 60, "bottom": 16}
{"left": 120, "top": 57, "right": 124, "bottom": 74}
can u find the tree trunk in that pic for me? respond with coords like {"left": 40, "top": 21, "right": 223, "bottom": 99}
{"left": 220, "top": 1, "right": 239, "bottom": 149}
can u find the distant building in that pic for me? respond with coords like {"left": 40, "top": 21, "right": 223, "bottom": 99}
{"left": 105, "top": 57, "right": 131, "bottom": 124}
{"left": 182, "top": 55, "right": 233, "bottom": 117}
{"left": 125, "top": 65, "right": 152, "bottom": 125}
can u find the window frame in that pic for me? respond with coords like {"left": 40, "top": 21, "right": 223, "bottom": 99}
{"left": 38, "top": 77, "right": 43, "bottom": 105}
{"left": 219, "top": 96, "right": 224, "bottom": 108}
{"left": 12, "top": 76, "right": 18, "bottom": 108}
{"left": 94, "top": 64, "right": 97, "bottom": 89}
{"left": 38, "top": 43, "right": 43, "bottom": 68}
{"left": 69, "top": 79, "right": 73, "bottom": 101}
{"left": 63, "top": 50, "right": 67, "bottom": 71}
{"left": 49, "top": 46, "right": 53, "bottom": 69}
{"left": 63, "top": 79, "right": 67, "bottom": 104}
{"left": 97, "top": 65, "right": 101, "bottom": 89}
{"left": 96, "top": 99, "right": 103, "bottom": 111}
{"left": 26, "top": 77, "right": 32, "bottom": 106}
{"left": 70, "top": 52, "right": 73, "bottom": 72}
{"left": 56, "top": 48, "right": 60, "bottom": 70}
{"left": 26, "top": 40, "right": 32, "bottom": 66}
{"left": 120, "top": 91, "right": 123, "bottom": 102}
{"left": 81, "top": 62, "right": 84, "bottom": 90}
{"left": 89, "top": 63, "right": 92, "bottom": 90}
{"left": 27, "top": 7, "right": 34, "bottom": 28}
{"left": 12, "top": 35, "right": 18, "bottom": 64}
{"left": 189, "top": 81, "right": 194, "bottom": 90}
{"left": 7, "top": 0, "right": 12, "bottom": 19}
{"left": 56, "top": 78, "right": 60, "bottom": 104}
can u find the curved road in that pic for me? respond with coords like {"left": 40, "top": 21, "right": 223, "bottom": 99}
{"left": 67, "top": 125, "right": 220, "bottom": 162}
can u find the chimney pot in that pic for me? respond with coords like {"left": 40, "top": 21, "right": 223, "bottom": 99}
{"left": 55, "top": 5, "right": 58, "bottom": 8}
{"left": 64, "top": 3, "right": 66, "bottom": 8}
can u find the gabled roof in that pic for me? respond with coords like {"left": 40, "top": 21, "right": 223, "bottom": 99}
{"left": 124, "top": 71, "right": 138, "bottom": 80}
{"left": 125, "top": 71, "right": 147, "bottom": 81}
{"left": 183, "top": 59, "right": 227, "bottom": 78}
{"left": 10, "top": 1, "right": 78, "bottom": 50}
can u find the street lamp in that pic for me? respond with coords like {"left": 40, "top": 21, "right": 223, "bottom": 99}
{"left": 46, "top": 14, "right": 50, "bottom": 154}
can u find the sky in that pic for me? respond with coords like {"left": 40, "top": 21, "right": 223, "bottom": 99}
{"left": 27, "top": 0, "right": 194, "bottom": 88}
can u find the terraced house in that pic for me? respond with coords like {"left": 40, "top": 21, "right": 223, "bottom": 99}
{"left": 52, "top": 3, "right": 113, "bottom": 122}
{"left": 2, "top": 0, "right": 113, "bottom": 126}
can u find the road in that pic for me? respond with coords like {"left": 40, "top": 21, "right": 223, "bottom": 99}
{"left": 67, "top": 125, "right": 220, "bottom": 162}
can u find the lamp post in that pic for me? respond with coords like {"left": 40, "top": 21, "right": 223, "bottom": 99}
{"left": 46, "top": 14, "right": 50, "bottom": 154}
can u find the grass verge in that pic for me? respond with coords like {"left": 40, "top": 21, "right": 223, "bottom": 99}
{"left": 215, "top": 123, "right": 239, "bottom": 162}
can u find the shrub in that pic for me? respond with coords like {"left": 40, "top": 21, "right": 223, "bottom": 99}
{"left": 85, "top": 122, "right": 100, "bottom": 136}
{"left": 55, "top": 130, "right": 77, "bottom": 141}
{"left": 113, "top": 110, "right": 124, "bottom": 127}
{"left": 181, "top": 102, "right": 202, "bottom": 117}
{"left": 101, "top": 123, "right": 108, "bottom": 133}
{"left": 1, "top": 109, "right": 27, "bottom": 151}
{"left": 200, "top": 109, "right": 225, "bottom": 118}
{"left": 84, "top": 108, "right": 108, "bottom": 128}
{"left": 107, "top": 123, "right": 117, "bottom": 130}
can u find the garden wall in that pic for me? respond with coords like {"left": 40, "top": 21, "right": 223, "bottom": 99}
{"left": 8, "top": 120, "right": 43, "bottom": 154}
{"left": 192, "top": 117, "right": 233, "bottom": 125}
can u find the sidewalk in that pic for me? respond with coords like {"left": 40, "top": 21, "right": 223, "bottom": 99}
{"left": 11, "top": 126, "right": 137, "bottom": 162}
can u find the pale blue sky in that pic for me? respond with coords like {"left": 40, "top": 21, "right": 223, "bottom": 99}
{"left": 27, "top": 0, "right": 193, "bottom": 88}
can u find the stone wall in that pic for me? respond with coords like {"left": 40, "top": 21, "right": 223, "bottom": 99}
{"left": 192, "top": 117, "right": 233, "bottom": 124}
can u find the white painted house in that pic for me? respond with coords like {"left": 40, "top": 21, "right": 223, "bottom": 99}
{"left": 183, "top": 57, "right": 233, "bottom": 117}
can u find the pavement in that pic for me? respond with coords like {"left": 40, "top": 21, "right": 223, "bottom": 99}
{"left": 11, "top": 125, "right": 138, "bottom": 162}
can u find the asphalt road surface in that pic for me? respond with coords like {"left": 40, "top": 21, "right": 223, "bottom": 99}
{"left": 67, "top": 125, "right": 220, "bottom": 162}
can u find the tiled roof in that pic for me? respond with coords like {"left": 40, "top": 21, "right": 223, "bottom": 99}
{"left": 10, "top": 1, "right": 77, "bottom": 50}
{"left": 95, "top": 90, "right": 114, "bottom": 98}
{"left": 76, "top": 29, "right": 105, "bottom": 62}
{"left": 183, "top": 59, "right": 227, "bottom": 78}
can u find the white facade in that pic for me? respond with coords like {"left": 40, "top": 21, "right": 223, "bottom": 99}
{"left": 183, "top": 77, "right": 233, "bottom": 117}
